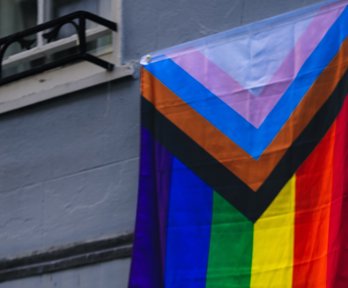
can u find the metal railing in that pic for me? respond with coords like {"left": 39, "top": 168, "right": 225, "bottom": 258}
{"left": 0, "top": 11, "right": 117, "bottom": 86}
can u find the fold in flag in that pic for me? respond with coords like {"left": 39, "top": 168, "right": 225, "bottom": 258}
{"left": 130, "top": 0, "right": 348, "bottom": 287}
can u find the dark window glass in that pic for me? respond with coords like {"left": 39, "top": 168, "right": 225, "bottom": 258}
{"left": 0, "top": 0, "right": 37, "bottom": 58}
{"left": 0, "top": 0, "right": 37, "bottom": 37}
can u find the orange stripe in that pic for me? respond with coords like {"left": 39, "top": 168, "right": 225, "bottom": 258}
{"left": 142, "top": 39, "right": 348, "bottom": 191}
{"left": 293, "top": 122, "right": 336, "bottom": 287}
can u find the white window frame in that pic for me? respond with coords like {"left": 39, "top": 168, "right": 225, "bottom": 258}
{"left": 0, "top": 0, "right": 134, "bottom": 115}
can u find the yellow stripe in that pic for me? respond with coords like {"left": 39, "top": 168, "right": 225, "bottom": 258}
{"left": 250, "top": 177, "right": 295, "bottom": 288}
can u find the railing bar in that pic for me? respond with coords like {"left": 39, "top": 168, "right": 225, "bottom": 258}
{"left": 83, "top": 54, "right": 114, "bottom": 71}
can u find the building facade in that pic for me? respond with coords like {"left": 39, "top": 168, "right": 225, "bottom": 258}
{"left": 0, "top": 0, "right": 324, "bottom": 287}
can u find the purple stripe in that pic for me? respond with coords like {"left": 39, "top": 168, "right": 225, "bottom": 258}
{"left": 129, "top": 127, "right": 172, "bottom": 288}
{"left": 172, "top": 5, "right": 343, "bottom": 128}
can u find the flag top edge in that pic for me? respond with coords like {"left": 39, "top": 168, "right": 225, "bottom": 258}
{"left": 140, "top": 0, "right": 347, "bottom": 65}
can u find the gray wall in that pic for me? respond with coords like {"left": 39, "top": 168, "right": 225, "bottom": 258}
{"left": 0, "top": 0, "right": 324, "bottom": 287}
{"left": 0, "top": 260, "right": 131, "bottom": 288}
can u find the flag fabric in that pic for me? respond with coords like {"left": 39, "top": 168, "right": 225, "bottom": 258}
{"left": 129, "top": 0, "right": 348, "bottom": 287}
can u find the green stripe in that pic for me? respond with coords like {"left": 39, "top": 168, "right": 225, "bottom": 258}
{"left": 206, "top": 192, "right": 253, "bottom": 288}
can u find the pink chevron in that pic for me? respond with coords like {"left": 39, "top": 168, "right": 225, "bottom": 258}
{"left": 172, "top": 5, "right": 344, "bottom": 128}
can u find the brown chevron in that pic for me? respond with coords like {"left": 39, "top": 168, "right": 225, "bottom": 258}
{"left": 142, "top": 38, "right": 348, "bottom": 191}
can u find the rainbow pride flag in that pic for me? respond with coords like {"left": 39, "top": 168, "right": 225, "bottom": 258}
{"left": 130, "top": 1, "right": 348, "bottom": 287}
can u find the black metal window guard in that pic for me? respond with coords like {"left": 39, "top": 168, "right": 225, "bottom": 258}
{"left": 0, "top": 11, "right": 117, "bottom": 86}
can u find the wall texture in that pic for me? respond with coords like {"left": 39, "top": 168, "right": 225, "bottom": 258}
{"left": 0, "top": 0, "right": 325, "bottom": 287}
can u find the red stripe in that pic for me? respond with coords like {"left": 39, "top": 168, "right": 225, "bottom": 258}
{"left": 327, "top": 97, "right": 348, "bottom": 287}
{"left": 293, "top": 119, "right": 336, "bottom": 287}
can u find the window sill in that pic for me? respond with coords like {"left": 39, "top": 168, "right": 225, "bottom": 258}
{"left": 0, "top": 51, "right": 134, "bottom": 115}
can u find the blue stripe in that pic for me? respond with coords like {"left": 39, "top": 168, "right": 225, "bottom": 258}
{"left": 165, "top": 158, "right": 213, "bottom": 288}
{"left": 145, "top": 7, "right": 348, "bottom": 159}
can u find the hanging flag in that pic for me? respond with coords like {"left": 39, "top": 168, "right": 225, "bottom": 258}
{"left": 130, "top": 0, "right": 348, "bottom": 287}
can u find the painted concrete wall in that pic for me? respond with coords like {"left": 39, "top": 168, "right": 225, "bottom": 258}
{"left": 0, "top": 0, "right": 324, "bottom": 286}
{"left": 0, "top": 259, "right": 131, "bottom": 288}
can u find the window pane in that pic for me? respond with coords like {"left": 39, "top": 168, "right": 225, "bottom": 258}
{"left": 0, "top": 0, "right": 37, "bottom": 37}
{"left": 49, "top": 0, "right": 112, "bottom": 38}
{"left": 53, "top": 0, "right": 97, "bottom": 18}
{"left": 0, "top": 0, "right": 37, "bottom": 59}
{"left": 51, "top": 0, "right": 111, "bottom": 19}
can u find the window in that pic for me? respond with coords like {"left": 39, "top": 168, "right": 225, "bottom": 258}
{"left": 1, "top": 0, "right": 117, "bottom": 81}
{"left": 0, "top": 0, "right": 113, "bottom": 59}
{"left": 0, "top": 0, "right": 112, "bottom": 35}
{"left": 0, "top": 0, "right": 132, "bottom": 116}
